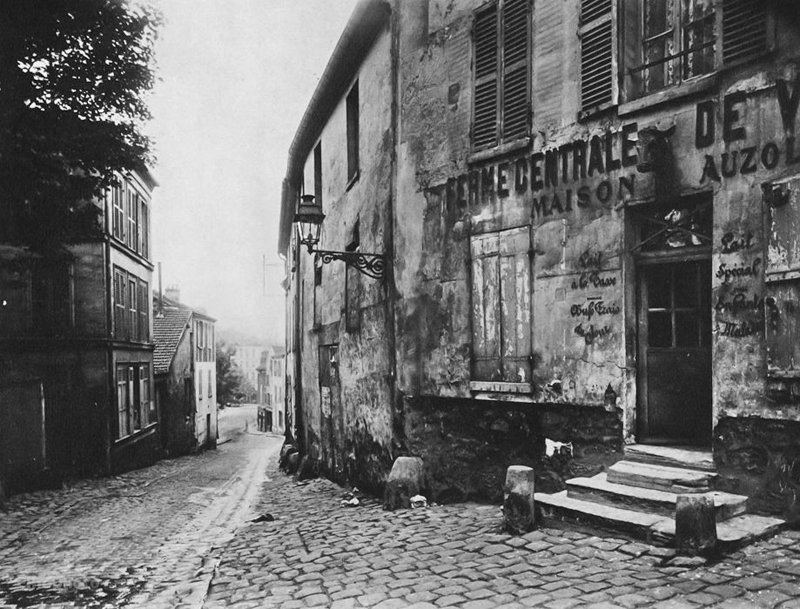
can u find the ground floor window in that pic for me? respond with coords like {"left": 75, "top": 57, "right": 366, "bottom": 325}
{"left": 116, "top": 363, "right": 152, "bottom": 439}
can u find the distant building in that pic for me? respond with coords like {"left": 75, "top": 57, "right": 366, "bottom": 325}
{"left": 230, "top": 344, "right": 267, "bottom": 401}
{"left": 0, "top": 168, "right": 158, "bottom": 492}
{"left": 152, "top": 288, "right": 217, "bottom": 454}
{"left": 269, "top": 347, "right": 286, "bottom": 432}
{"left": 256, "top": 351, "right": 272, "bottom": 431}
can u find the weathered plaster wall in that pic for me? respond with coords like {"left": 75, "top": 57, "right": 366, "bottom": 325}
{"left": 160, "top": 328, "right": 195, "bottom": 456}
{"left": 296, "top": 27, "right": 396, "bottom": 490}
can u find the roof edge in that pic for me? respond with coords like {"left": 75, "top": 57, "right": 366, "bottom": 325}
{"left": 277, "top": 0, "right": 392, "bottom": 255}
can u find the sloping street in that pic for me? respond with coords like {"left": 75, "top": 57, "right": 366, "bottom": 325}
{"left": 2, "top": 404, "right": 800, "bottom": 608}
{"left": 0, "top": 405, "right": 280, "bottom": 609}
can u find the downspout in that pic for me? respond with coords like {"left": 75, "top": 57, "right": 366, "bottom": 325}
{"left": 386, "top": 3, "right": 403, "bottom": 458}
{"left": 103, "top": 191, "right": 114, "bottom": 475}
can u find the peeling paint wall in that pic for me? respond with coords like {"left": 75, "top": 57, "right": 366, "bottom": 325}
{"left": 294, "top": 27, "right": 396, "bottom": 490}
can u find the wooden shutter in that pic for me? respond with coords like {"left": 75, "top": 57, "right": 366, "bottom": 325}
{"left": 471, "top": 227, "right": 532, "bottom": 386}
{"left": 722, "top": 0, "right": 769, "bottom": 66}
{"left": 474, "top": 3, "right": 499, "bottom": 150}
{"left": 764, "top": 179, "right": 800, "bottom": 375}
{"left": 498, "top": 227, "right": 532, "bottom": 383}
{"left": 138, "top": 281, "right": 148, "bottom": 341}
{"left": 580, "top": 0, "right": 616, "bottom": 116}
{"left": 471, "top": 232, "right": 502, "bottom": 381}
{"left": 501, "top": 0, "right": 530, "bottom": 142}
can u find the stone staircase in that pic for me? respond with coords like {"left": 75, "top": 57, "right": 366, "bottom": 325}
{"left": 535, "top": 444, "right": 785, "bottom": 549}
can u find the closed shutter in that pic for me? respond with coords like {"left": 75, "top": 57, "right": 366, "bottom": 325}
{"left": 471, "top": 227, "right": 532, "bottom": 385}
{"left": 138, "top": 281, "right": 148, "bottom": 341}
{"left": 474, "top": 4, "right": 498, "bottom": 150}
{"left": 501, "top": 0, "right": 530, "bottom": 142}
{"left": 722, "top": 0, "right": 769, "bottom": 65}
{"left": 580, "top": 0, "right": 616, "bottom": 115}
{"left": 764, "top": 180, "right": 800, "bottom": 375}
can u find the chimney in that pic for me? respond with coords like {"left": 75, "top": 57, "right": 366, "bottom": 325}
{"left": 165, "top": 285, "right": 180, "bottom": 303}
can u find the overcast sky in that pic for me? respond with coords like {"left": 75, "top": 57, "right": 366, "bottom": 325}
{"left": 147, "top": 0, "right": 358, "bottom": 345}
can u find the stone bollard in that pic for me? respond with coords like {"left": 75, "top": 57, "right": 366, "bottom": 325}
{"left": 675, "top": 493, "right": 717, "bottom": 556}
{"left": 504, "top": 465, "right": 536, "bottom": 535}
{"left": 383, "top": 456, "right": 425, "bottom": 511}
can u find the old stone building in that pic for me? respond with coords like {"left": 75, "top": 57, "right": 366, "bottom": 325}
{"left": 1, "top": 168, "right": 158, "bottom": 492}
{"left": 279, "top": 0, "right": 800, "bottom": 524}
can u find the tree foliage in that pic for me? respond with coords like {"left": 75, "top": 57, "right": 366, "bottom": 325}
{"left": 0, "top": 0, "right": 161, "bottom": 251}
{"left": 216, "top": 343, "right": 245, "bottom": 406}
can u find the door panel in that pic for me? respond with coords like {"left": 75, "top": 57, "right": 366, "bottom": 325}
{"left": 638, "top": 259, "right": 712, "bottom": 443}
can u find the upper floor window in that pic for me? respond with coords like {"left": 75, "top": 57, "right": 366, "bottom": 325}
{"left": 111, "top": 178, "right": 150, "bottom": 260}
{"left": 314, "top": 142, "right": 323, "bottom": 206}
{"left": 473, "top": 0, "right": 531, "bottom": 151}
{"left": 346, "top": 83, "right": 359, "bottom": 183}
{"left": 623, "top": 0, "right": 770, "bottom": 102}
{"left": 113, "top": 266, "right": 149, "bottom": 342}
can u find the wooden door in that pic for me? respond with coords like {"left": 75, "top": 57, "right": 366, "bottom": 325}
{"left": 638, "top": 259, "right": 712, "bottom": 443}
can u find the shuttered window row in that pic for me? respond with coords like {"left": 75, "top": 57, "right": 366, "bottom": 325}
{"left": 583, "top": 0, "right": 771, "bottom": 114}
{"left": 473, "top": 0, "right": 531, "bottom": 151}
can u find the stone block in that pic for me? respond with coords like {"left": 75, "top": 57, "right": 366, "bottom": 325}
{"left": 675, "top": 493, "right": 717, "bottom": 556}
{"left": 504, "top": 465, "right": 536, "bottom": 535}
{"left": 383, "top": 456, "right": 425, "bottom": 511}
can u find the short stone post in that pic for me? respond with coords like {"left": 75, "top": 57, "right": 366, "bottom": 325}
{"left": 383, "top": 456, "right": 425, "bottom": 511}
{"left": 675, "top": 493, "right": 717, "bottom": 556}
{"left": 504, "top": 465, "right": 536, "bottom": 534}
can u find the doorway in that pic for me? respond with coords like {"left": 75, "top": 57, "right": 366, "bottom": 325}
{"left": 634, "top": 197, "right": 713, "bottom": 444}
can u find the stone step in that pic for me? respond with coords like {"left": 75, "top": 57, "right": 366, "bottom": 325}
{"left": 652, "top": 513, "right": 786, "bottom": 552}
{"left": 535, "top": 491, "right": 786, "bottom": 549}
{"left": 607, "top": 460, "right": 718, "bottom": 493}
{"left": 534, "top": 490, "right": 671, "bottom": 545}
{"left": 624, "top": 444, "right": 715, "bottom": 472}
{"left": 566, "top": 473, "right": 747, "bottom": 521}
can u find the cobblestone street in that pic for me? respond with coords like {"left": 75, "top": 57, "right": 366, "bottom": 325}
{"left": 207, "top": 469, "right": 800, "bottom": 609}
{"left": 0, "top": 405, "right": 280, "bottom": 609}
{"left": 4, "top": 407, "right": 800, "bottom": 608}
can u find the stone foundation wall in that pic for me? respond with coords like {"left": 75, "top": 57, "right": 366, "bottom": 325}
{"left": 401, "top": 396, "right": 623, "bottom": 504}
{"left": 715, "top": 416, "right": 800, "bottom": 522}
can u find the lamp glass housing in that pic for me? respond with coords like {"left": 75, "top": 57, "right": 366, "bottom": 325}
{"left": 293, "top": 194, "right": 325, "bottom": 252}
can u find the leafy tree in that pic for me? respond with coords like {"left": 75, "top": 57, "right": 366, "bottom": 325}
{"left": 216, "top": 343, "right": 245, "bottom": 406}
{"left": 0, "top": 0, "right": 161, "bottom": 251}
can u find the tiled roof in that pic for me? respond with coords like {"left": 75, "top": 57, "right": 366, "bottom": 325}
{"left": 153, "top": 308, "right": 191, "bottom": 375}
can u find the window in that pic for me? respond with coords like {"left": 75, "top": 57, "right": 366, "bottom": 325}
{"left": 346, "top": 83, "right": 359, "bottom": 182}
{"left": 470, "top": 227, "right": 532, "bottom": 389}
{"left": 29, "top": 260, "right": 73, "bottom": 335}
{"left": 580, "top": 0, "right": 616, "bottom": 115}
{"left": 623, "top": 0, "right": 771, "bottom": 102}
{"left": 473, "top": 0, "right": 530, "bottom": 151}
{"left": 116, "top": 363, "right": 151, "bottom": 439}
{"left": 208, "top": 369, "right": 212, "bottom": 398}
{"left": 113, "top": 267, "right": 149, "bottom": 342}
{"left": 112, "top": 184, "right": 125, "bottom": 242}
{"left": 111, "top": 178, "right": 150, "bottom": 260}
{"left": 314, "top": 142, "right": 323, "bottom": 206}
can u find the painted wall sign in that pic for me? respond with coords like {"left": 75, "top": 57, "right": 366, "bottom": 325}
{"left": 697, "top": 76, "right": 800, "bottom": 182}
{"left": 425, "top": 124, "right": 640, "bottom": 219}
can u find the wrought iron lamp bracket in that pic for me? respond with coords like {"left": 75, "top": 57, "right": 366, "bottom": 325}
{"left": 313, "top": 248, "right": 386, "bottom": 280}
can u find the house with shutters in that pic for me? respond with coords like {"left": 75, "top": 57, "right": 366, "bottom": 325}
{"left": 278, "top": 0, "right": 800, "bottom": 534}
{"left": 152, "top": 288, "right": 217, "bottom": 455}
{"left": 0, "top": 168, "right": 158, "bottom": 493}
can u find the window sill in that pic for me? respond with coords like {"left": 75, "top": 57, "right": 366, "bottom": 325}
{"left": 345, "top": 170, "right": 360, "bottom": 192}
{"left": 470, "top": 381, "right": 532, "bottom": 394}
{"left": 766, "top": 269, "right": 800, "bottom": 284}
{"left": 468, "top": 138, "right": 531, "bottom": 165}
{"left": 619, "top": 74, "right": 718, "bottom": 117}
{"left": 767, "top": 369, "right": 800, "bottom": 380}
{"left": 114, "top": 422, "right": 157, "bottom": 446}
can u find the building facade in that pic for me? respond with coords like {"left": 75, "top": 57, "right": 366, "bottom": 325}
{"left": 231, "top": 344, "right": 267, "bottom": 401}
{"left": 153, "top": 292, "right": 217, "bottom": 454}
{"left": 1, "top": 168, "right": 158, "bottom": 492}
{"left": 279, "top": 0, "right": 800, "bottom": 518}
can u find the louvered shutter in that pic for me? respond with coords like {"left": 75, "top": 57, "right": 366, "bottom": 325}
{"left": 722, "top": 0, "right": 769, "bottom": 65}
{"left": 580, "top": 0, "right": 616, "bottom": 116}
{"left": 501, "top": 0, "right": 530, "bottom": 142}
{"left": 474, "top": 4, "right": 499, "bottom": 150}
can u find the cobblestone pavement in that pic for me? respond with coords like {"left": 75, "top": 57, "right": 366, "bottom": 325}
{"left": 0, "top": 406, "right": 282, "bottom": 609}
{"left": 205, "top": 465, "right": 800, "bottom": 609}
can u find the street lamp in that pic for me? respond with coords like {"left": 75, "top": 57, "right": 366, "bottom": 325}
{"left": 292, "top": 194, "right": 386, "bottom": 280}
